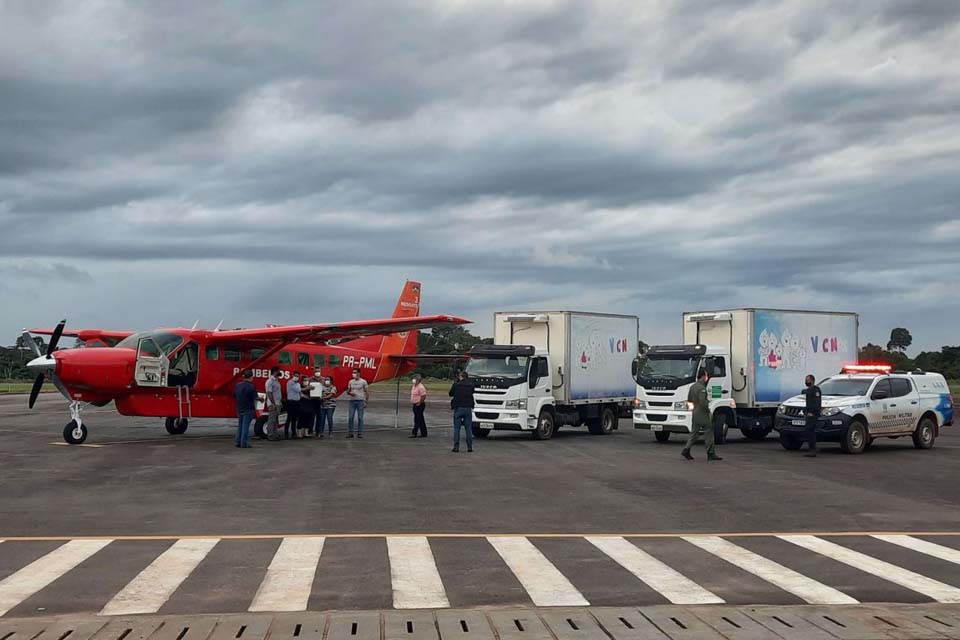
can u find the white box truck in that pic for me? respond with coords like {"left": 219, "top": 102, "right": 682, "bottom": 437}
{"left": 467, "top": 311, "right": 639, "bottom": 440}
{"left": 632, "top": 309, "right": 859, "bottom": 442}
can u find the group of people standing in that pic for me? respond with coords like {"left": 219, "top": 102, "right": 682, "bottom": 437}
{"left": 233, "top": 367, "right": 477, "bottom": 451}
{"left": 232, "top": 367, "right": 369, "bottom": 447}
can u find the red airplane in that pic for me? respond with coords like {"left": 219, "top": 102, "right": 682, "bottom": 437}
{"left": 24, "top": 281, "right": 469, "bottom": 444}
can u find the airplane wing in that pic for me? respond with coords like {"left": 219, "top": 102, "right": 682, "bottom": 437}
{"left": 387, "top": 354, "right": 470, "bottom": 362}
{"left": 203, "top": 314, "right": 470, "bottom": 347}
{"left": 29, "top": 328, "right": 135, "bottom": 342}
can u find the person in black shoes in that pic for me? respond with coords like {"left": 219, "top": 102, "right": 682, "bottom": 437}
{"left": 802, "top": 374, "right": 822, "bottom": 457}
{"left": 409, "top": 375, "right": 428, "bottom": 438}
{"left": 449, "top": 371, "right": 475, "bottom": 452}
{"left": 681, "top": 368, "right": 722, "bottom": 461}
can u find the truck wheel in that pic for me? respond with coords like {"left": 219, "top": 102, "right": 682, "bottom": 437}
{"left": 63, "top": 420, "right": 88, "bottom": 445}
{"left": 254, "top": 416, "right": 269, "bottom": 439}
{"left": 741, "top": 427, "right": 771, "bottom": 441}
{"left": 779, "top": 433, "right": 802, "bottom": 450}
{"left": 841, "top": 420, "right": 868, "bottom": 454}
{"left": 654, "top": 431, "right": 671, "bottom": 442}
{"left": 589, "top": 407, "right": 617, "bottom": 435}
{"left": 472, "top": 426, "right": 491, "bottom": 438}
{"left": 713, "top": 412, "right": 729, "bottom": 444}
{"left": 533, "top": 410, "right": 555, "bottom": 440}
{"left": 912, "top": 417, "right": 935, "bottom": 449}
{"left": 166, "top": 417, "right": 188, "bottom": 435}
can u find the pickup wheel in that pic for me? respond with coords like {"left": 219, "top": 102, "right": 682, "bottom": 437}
{"left": 779, "top": 432, "right": 802, "bottom": 450}
{"left": 912, "top": 416, "right": 935, "bottom": 449}
{"left": 654, "top": 430, "right": 671, "bottom": 442}
{"left": 713, "top": 412, "right": 729, "bottom": 444}
{"left": 253, "top": 416, "right": 269, "bottom": 439}
{"left": 471, "top": 426, "right": 491, "bottom": 438}
{"left": 532, "top": 410, "right": 555, "bottom": 440}
{"left": 841, "top": 419, "right": 868, "bottom": 454}
{"left": 589, "top": 407, "right": 617, "bottom": 435}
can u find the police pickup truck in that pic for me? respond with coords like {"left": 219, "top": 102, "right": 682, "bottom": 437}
{"left": 776, "top": 364, "right": 954, "bottom": 454}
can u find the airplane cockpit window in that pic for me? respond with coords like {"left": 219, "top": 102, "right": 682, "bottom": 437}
{"left": 168, "top": 342, "right": 199, "bottom": 388}
{"left": 117, "top": 331, "right": 184, "bottom": 355}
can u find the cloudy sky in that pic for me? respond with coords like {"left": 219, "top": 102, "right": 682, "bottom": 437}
{"left": 1, "top": 0, "right": 959, "bottom": 353}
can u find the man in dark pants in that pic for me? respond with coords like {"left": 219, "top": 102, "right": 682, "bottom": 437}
{"left": 410, "top": 374, "right": 428, "bottom": 438}
{"left": 233, "top": 370, "right": 256, "bottom": 448}
{"left": 682, "top": 368, "right": 722, "bottom": 461}
{"left": 449, "top": 371, "right": 475, "bottom": 453}
{"left": 802, "top": 374, "right": 822, "bottom": 457}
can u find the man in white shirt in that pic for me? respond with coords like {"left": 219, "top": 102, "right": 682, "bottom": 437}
{"left": 346, "top": 369, "right": 369, "bottom": 438}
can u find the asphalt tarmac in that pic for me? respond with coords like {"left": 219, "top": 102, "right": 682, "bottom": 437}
{"left": 2, "top": 394, "right": 959, "bottom": 537}
{"left": 2, "top": 393, "right": 960, "bottom": 619}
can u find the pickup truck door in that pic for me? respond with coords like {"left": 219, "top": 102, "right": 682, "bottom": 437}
{"left": 867, "top": 378, "right": 896, "bottom": 435}
{"left": 889, "top": 378, "right": 919, "bottom": 431}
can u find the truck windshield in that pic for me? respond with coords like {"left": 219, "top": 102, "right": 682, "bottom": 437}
{"left": 635, "top": 355, "right": 699, "bottom": 389}
{"left": 819, "top": 378, "right": 873, "bottom": 397}
{"left": 466, "top": 355, "right": 529, "bottom": 379}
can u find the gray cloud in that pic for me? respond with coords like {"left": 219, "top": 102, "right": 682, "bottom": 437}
{"left": 1, "top": 0, "right": 959, "bottom": 352}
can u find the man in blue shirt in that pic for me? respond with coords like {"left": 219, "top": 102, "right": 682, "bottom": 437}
{"left": 233, "top": 370, "right": 257, "bottom": 448}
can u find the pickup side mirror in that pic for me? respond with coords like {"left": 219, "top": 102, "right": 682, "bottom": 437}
{"left": 872, "top": 389, "right": 889, "bottom": 400}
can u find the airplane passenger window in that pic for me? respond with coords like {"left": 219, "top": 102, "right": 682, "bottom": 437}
{"left": 138, "top": 338, "right": 161, "bottom": 358}
{"left": 297, "top": 353, "right": 310, "bottom": 367}
{"left": 314, "top": 354, "right": 326, "bottom": 368}
{"left": 329, "top": 355, "right": 341, "bottom": 367}
{"left": 225, "top": 348, "right": 242, "bottom": 362}
{"left": 251, "top": 349, "right": 266, "bottom": 360}
{"left": 205, "top": 346, "right": 219, "bottom": 361}
{"left": 279, "top": 352, "right": 292, "bottom": 365}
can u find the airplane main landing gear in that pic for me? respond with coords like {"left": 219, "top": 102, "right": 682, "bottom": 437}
{"left": 165, "top": 417, "right": 189, "bottom": 435}
{"left": 63, "top": 402, "right": 88, "bottom": 444}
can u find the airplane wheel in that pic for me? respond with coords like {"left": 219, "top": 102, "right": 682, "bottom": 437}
{"left": 254, "top": 416, "right": 269, "bottom": 439}
{"left": 63, "top": 420, "right": 88, "bottom": 445}
{"left": 165, "top": 417, "right": 188, "bottom": 434}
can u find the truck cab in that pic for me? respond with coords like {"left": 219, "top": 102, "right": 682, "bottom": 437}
{"left": 632, "top": 344, "right": 737, "bottom": 442}
{"left": 467, "top": 344, "right": 556, "bottom": 439}
{"left": 776, "top": 364, "right": 954, "bottom": 454}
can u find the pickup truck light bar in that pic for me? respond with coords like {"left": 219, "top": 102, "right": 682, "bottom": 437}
{"left": 841, "top": 363, "right": 892, "bottom": 374}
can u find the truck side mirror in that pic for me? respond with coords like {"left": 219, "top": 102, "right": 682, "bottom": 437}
{"left": 631, "top": 357, "right": 640, "bottom": 378}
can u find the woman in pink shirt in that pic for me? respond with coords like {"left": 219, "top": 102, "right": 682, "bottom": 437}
{"left": 410, "top": 375, "right": 428, "bottom": 438}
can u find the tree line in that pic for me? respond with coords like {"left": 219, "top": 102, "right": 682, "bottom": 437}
{"left": 859, "top": 327, "right": 960, "bottom": 380}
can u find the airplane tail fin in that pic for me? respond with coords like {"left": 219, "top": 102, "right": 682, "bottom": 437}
{"left": 340, "top": 281, "right": 422, "bottom": 358}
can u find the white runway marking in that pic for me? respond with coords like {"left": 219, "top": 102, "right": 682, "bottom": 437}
{"left": 781, "top": 535, "right": 960, "bottom": 603}
{"left": 387, "top": 536, "right": 450, "bottom": 609}
{"left": 873, "top": 535, "right": 960, "bottom": 566}
{"left": 100, "top": 538, "right": 219, "bottom": 615}
{"left": 249, "top": 537, "right": 325, "bottom": 612}
{"left": 588, "top": 536, "right": 723, "bottom": 605}
{"left": 0, "top": 539, "right": 112, "bottom": 616}
{"left": 683, "top": 536, "right": 857, "bottom": 604}
{"left": 488, "top": 536, "right": 589, "bottom": 607}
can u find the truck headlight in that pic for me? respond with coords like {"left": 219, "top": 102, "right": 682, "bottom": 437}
{"left": 821, "top": 407, "right": 841, "bottom": 417}
{"left": 505, "top": 399, "right": 526, "bottom": 409}
{"left": 674, "top": 401, "right": 688, "bottom": 411}
{"left": 634, "top": 399, "right": 646, "bottom": 409}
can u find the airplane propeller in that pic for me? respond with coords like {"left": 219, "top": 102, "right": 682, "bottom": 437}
{"left": 24, "top": 319, "right": 70, "bottom": 409}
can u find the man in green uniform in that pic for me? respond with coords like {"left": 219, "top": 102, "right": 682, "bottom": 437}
{"left": 682, "top": 368, "right": 722, "bottom": 461}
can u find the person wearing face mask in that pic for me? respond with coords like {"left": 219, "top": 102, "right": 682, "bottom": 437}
{"left": 801, "top": 373, "right": 822, "bottom": 458}
{"left": 319, "top": 376, "right": 337, "bottom": 437}
{"left": 264, "top": 367, "right": 283, "bottom": 441}
{"left": 285, "top": 372, "right": 303, "bottom": 439}
{"left": 346, "top": 369, "right": 368, "bottom": 438}
{"left": 409, "top": 374, "right": 428, "bottom": 438}
{"left": 303, "top": 368, "right": 323, "bottom": 437}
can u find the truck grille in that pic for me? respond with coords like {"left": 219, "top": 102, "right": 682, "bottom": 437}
{"left": 475, "top": 398, "right": 502, "bottom": 406}
{"left": 475, "top": 412, "right": 499, "bottom": 420}
{"left": 649, "top": 402, "right": 672, "bottom": 408}
{"left": 647, "top": 414, "right": 668, "bottom": 422}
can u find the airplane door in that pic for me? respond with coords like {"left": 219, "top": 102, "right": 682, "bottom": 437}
{"left": 135, "top": 337, "right": 168, "bottom": 387}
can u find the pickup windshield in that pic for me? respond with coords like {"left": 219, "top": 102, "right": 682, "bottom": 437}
{"left": 465, "top": 355, "right": 529, "bottom": 379}
{"left": 819, "top": 378, "right": 873, "bottom": 397}
{"left": 635, "top": 355, "right": 699, "bottom": 390}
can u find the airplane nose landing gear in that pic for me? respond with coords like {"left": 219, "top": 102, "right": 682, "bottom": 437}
{"left": 63, "top": 402, "right": 88, "bottom": 444}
